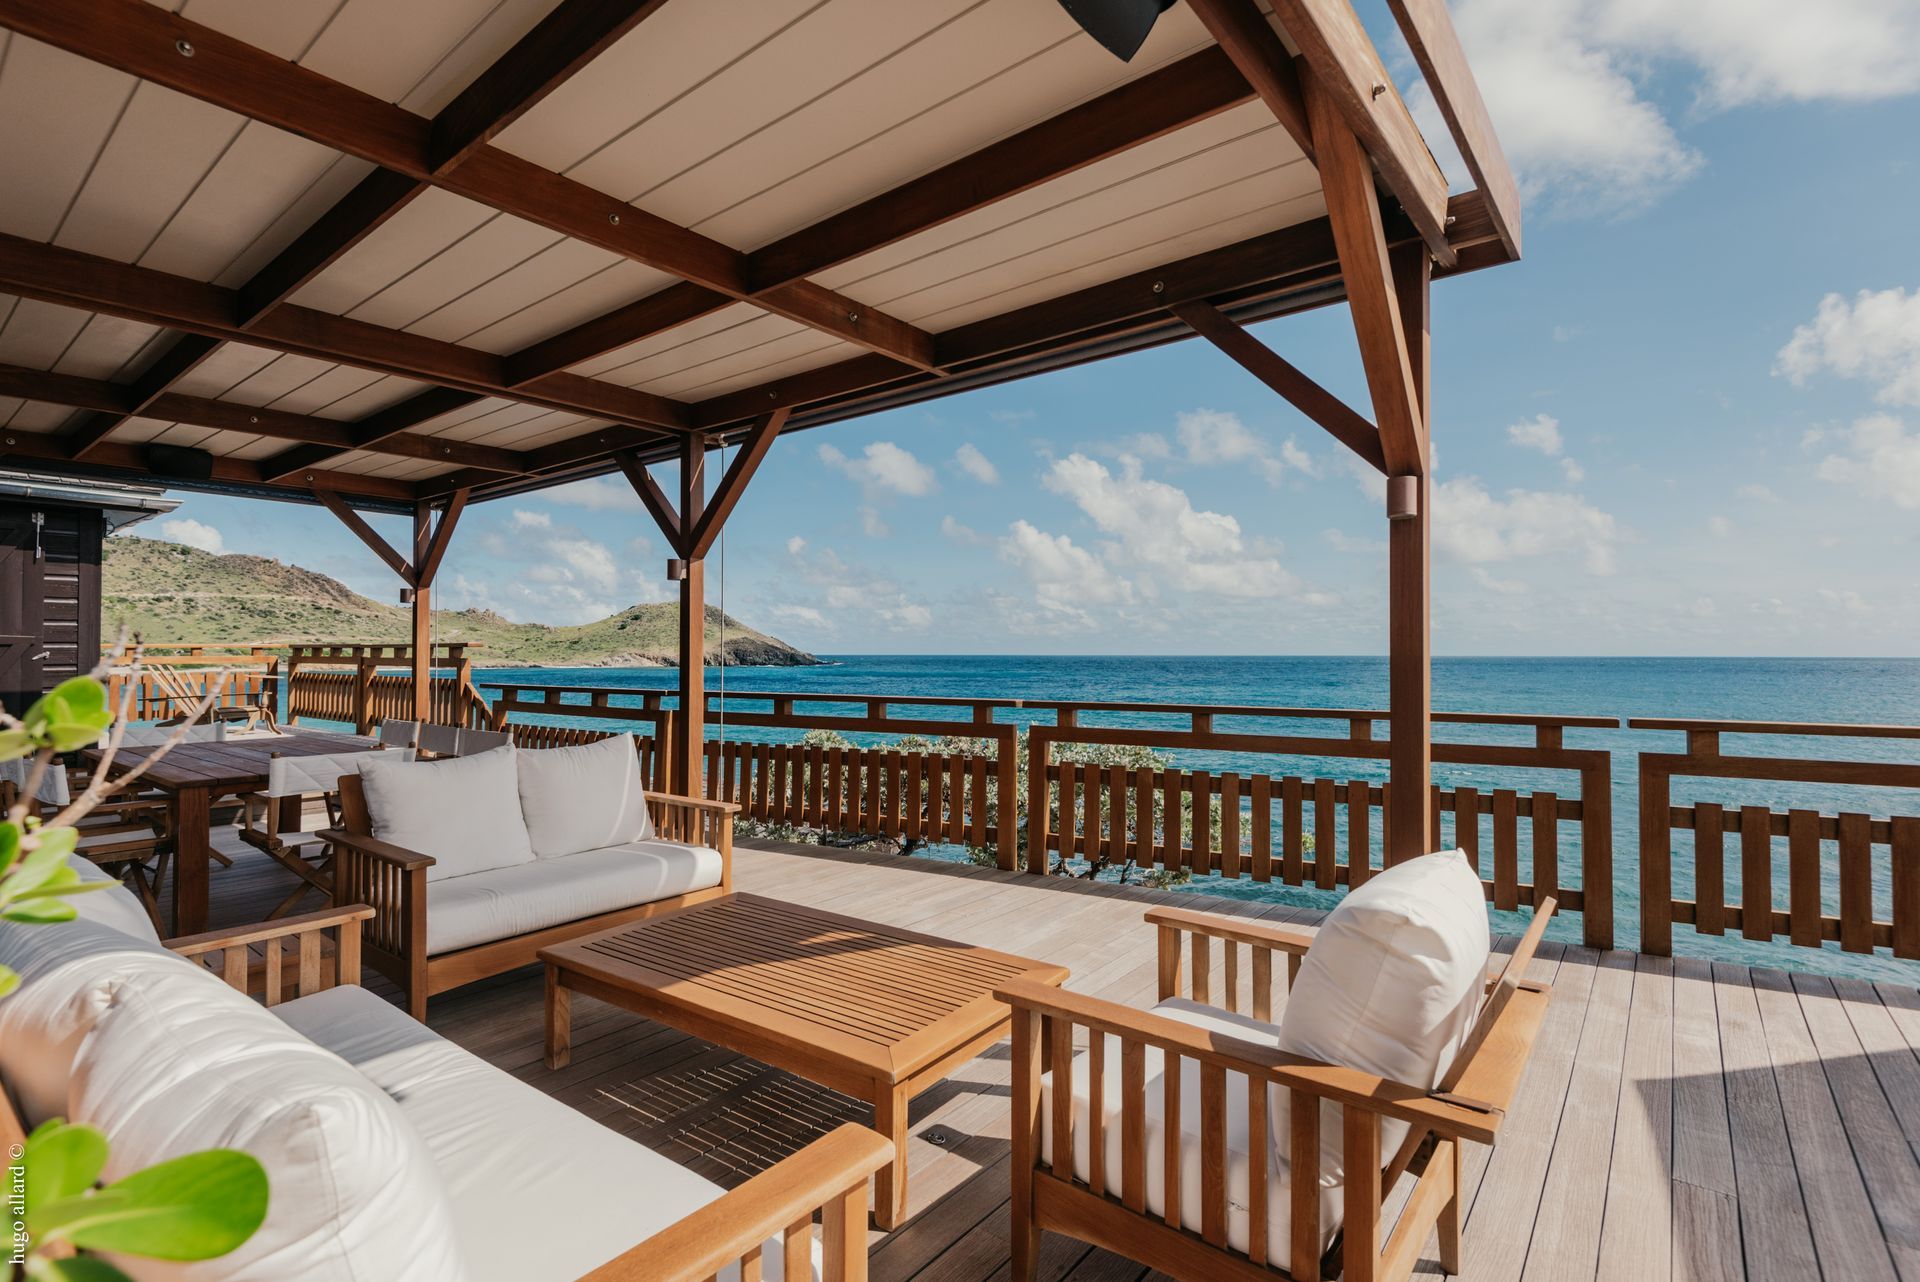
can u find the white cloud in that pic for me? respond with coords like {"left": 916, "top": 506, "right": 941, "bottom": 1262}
{"left": 818, "top": 440, "right": 937, "bottom": 496}
{"left": 544, "top": 476, "right": 643, "bottom": 511}
{"left": 156, "top": 518, "right": 224, "bottom": 554}
{"left": 436, "top": 511, "right": 663, "bottom": 625}
{"left": 1471, "top": 567, "right": 1529, "bottom": 596}
{"left": 1813, "top": 414, "right": 1920, "bottom": 509}
{"left": 1432, "top": 476, "right": 1620, "bottom": 576}
{"left": 1042, "top": 453, "right": 1298, "bottom": 597}
{"left": 1560, "top": 458, "right": 1586, "bottom": 483}
{"left": 859, "top": 506, "right": 890, "bottom": 538}
{"left": 1507, "top": 413, "right": 1564, "bottom": 455}
{"left": 1000, "top": 520, "right": 1135, "bottom": 625}
{"left": 1175, "top": 409, "right": 1287, "bottom": 484}
{"left": 1776, "top": 288, "right": 1920, "bottom": 406}
{"left": 510, "top": 509, "right": 552, "bottom": 529}
{"left": 1737, "top": 484, "right": 1778, "bottom": 502}
{"left": 951, "top": 442, "right": 1000, "bottom": 485}
{"left": 1818, "top": 588, "right": 1871, "bottom": 614}
{"left": 940, "top": 515, "right": 988, "bottom": 546}
{"left": 1280, "top": 437, "right": 1319, "bottom": 479}
{"left": 781, "top": 540, "right": 933, "bottom": 633}
{"left": 768, "top": 604, "right": 828, "bottom": 629}
{"left": 1708, "top": 515, "right": 1733, "bottom": 537}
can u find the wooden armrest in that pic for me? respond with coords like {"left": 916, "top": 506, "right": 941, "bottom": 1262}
{"left": 167, "top": 904, "right": 375, "bottom": 956}
{"left": 647, "top": 793, "right": 740, "bottom": 817}
{"left": 995, "top": 977, "right": 1504, "bottom": 1145}
{"left": 318, "top": 829, "right": 437, "bottom": 870}
{"left": 579, "top": 1124, "right": 892, "bottom": 1282}
{"left": 1145, "top": 904, "right": 1316, "bottom": 956}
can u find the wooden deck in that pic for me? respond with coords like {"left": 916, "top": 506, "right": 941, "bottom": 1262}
{"left": 194, "top": 833, "right": 1920, "bottom": 1282}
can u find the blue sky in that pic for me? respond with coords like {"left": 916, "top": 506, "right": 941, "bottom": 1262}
{"left": 141, "top": 1, "right": 1920, "bottom": 657}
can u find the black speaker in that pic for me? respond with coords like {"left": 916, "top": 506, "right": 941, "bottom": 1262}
{"left": 141, "top": 443, "right": 216, "bottom": 481}
{"left": 1056, "top": 0, "right": 1177, "bottom": 61}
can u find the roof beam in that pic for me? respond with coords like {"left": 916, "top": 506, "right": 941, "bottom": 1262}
{"left": 616, "top": 451, "right": 683, "bottom": 556}
{"left": 60, "top": 333, "right": 222, "bottom": 456}
{"left": 683, "top": 408, "right": 787, "bottom": 560}
{"left": 0, "top": 0, "right": 936, "bottom": 371}
{"left": 315, "top": 487, "right": 417, "bottom": 585}
{"left": 1304, "top": 68, "right": 1426, "bottom": 475}
{"left": 1385, "top": 0, "right": 1520, "bottom": 259}
{"left": 1261, "top": 0, "right": 1453, "bottom": 264}
{"left": 1182, "top": 0, "right": 1315, "bottom": 159}
{"left": 1168, "top": 300, "right": 1385, "bottom": 473}
{"left": 747, "top": 46, "right": 1258, "bottom": 293}
{"left": 0, "top": 364, "right": 525, "bottom": 475}
{"left": 502, "top": 282, "right": 732, "bottom": 387}
{"left": 0, "top": 428, "right": 415, "bottom": 503}
{"left": 259, "top": 387, "right": 488, "bottom": 484}
{"left": 0, "top": 232, "right": 689, "bottom": 431}
{"left": 234, "top": 168, "right": 428, "bottom": 327}
{"left": 413, "top": 487, "right": 468, "bottom": 588}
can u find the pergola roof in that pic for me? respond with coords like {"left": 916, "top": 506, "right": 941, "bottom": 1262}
{"left": 0, "top": 0, "right": 1517, "bottom": 513}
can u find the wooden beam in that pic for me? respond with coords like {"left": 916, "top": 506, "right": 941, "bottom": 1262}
{"left": 262, "top": 387, "right": 491, "bottom": 484}
{"left": 411, "top": 502, "right": 434, "bottom": 721}
{"left": 1304, "top": 69, "right": 1426, "bottom": 476}
{"left": 235, "top": 168, "right": 428, "bottom": 327}
{"left": 676, "top": 433, "right": 707, "bottom": 796}
{"left": 683, "top": 408, "right": 788, "bottom": 560}
{"left": 315, "top": 488, "right": 416, "bottom": 585}
{"left": 747, "top": 47, "right": 1259, "bottom": 291}
{"left": 428, "top": 0, "right": 672, "bottom": 173}
{"left": 0, "top": 430, "right": 416, "bottom": 504}
{"left": 0, "top": 233, "right": 689, "bottom": 432}
{"left": 616, "top": 450, "right": 684, "bottom": 556}
{"left": 61, "top": 333, "right": 222, "bottom": 457}
{"left": 414, "top": 488, "right": 468, "bottom": 590}
{"left": 1182, "top": 0, "right": 1316, "bottom": 160}
{"left": 503, "top": 282, "right": 731, "bottom": 387}
{"left": 1386, "top": 0, "right": 1520, "bottom": 259}
{"left": 1168, "top": 301, "right": 1384, "bottom": 472}
{"left": 1385, "top": 242, "right": 1432, "bottom": 865}
{"left": 0, "top": 365, "right": 524, "bottom": 475}
{"left": 1266, "top": 0, "right": 1454, "bottom": 263}
{"left": 0, "top": 0, "right": 937, "bottom": 372}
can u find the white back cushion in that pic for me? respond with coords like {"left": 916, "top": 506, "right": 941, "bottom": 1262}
{"left": 0, "top": 877, "right": 176, "bottom": 1125}
{"left": 268, "top": 749, "right": 413, "bottom": 798}
{"left": 514, "top": 734, "right": 654, "bottom": 858}
{"left": 1277, "top": 850, "right": 1489, "bottom": 1180}
{"left": 68, "top": 853, "right": 163, "bottom": 942}
{"left": 71, "top": 973, "right": 469, "bottom": 1281}
{"left": 356, "top": 746, "right": 534, "bottom": 882}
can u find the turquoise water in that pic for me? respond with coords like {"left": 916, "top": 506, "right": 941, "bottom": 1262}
{"left": 461, "top": 655, "right": 1920, "bottom": 981}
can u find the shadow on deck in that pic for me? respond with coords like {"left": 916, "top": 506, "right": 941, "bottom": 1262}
{"left": 189, "top": 833, "right": 1920, "bottom": 1282}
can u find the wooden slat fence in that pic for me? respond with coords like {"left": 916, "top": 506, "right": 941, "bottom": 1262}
{"left": 287, "top": 672, "right": 488, "bottom": 731}
{"left": 484, "top": 684, "right": 674, "bottom": 792}
{"left": 1635, "top": 718, "right": 1920, "bottom": 959}
{"left": 106, "top": 667, "right": 276, "bottom": 722}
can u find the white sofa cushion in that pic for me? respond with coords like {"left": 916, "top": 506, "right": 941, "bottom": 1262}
{"left": 275, "top": 984, "right": 816, "bottom": 1282}
{"left": 1038, "top": 997, "right": 1342, "bottom": 1259}
{"left": 69, "top": 971, "right": 469, "bottom": 1282}
{"left": 0, "top": 881, "right": 176, "bottom": 1126}
{"left": 357, "top": 745, "right": 535, "bottom": 882}
{"left": 68, "top": 852, "right": 163, "bottom": 942}
{"left": 1277, "top": 849, "right": 1490, "bottom": 1179}
{"left": 425, "top": 840, "right": 721, "bottom": 955}
{"left": 515, "top": 733, "right": 654, "bottom": 857}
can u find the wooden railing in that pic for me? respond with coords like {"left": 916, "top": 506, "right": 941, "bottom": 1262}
{"left": 480, "top": 684, "right": 675, "bottom": 792}
{"left": 106, "top": 665, "right": 278, "bottom": 722}
{"left": 284, "top": 643, "right": 486, "bottom": 734}
{"left": 1636, "top": 718, "right": 1920, "bottom": 959}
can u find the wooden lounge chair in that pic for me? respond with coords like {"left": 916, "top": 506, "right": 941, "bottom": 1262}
{"left": 997, "top": 864, "right": 1555, "bottom": 1282}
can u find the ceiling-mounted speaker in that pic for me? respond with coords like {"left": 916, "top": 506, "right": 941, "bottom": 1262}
{"left": 1056, "top": 0, "right": 1177, "bottom": 61}
{"left": 141, "top": 443, "right": 215, "bottom": 481}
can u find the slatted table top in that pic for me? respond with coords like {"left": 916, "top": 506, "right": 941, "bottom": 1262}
{"left": 541, "top": 893, "right": 1069, "bottom": 1081}
{"left": 84, "top": 729, "right": 381, "bottom": 791}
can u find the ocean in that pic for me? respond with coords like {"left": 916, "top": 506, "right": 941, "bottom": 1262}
{"left": 466, "top": 655, "right": 1920, "bottom": 981}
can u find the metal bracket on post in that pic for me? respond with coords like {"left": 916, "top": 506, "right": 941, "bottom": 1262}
{"left": 1386, "top": 475, "right": 1420, "bottom": 521}
{"left": 666, "top": 559, "right": 688, "bottom": 581}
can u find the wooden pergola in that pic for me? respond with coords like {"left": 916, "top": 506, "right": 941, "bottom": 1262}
{"left": 0, "top": 0, "right": 1517, "bottom": 862}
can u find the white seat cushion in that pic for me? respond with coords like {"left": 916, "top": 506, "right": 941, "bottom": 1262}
{"left": 0, "top": 867, "right": 174, "bottom": 1126}
{"left": 68, "top": 965, "right": 468, "bottom": 1281}
{"left": 357, "top": 745, "right": 535, "bottom": 882}
{"left": 275, "top": 985, "right": 816, "bottom": 1282}
{"left": 1277, "top": 849, "right": 1490, "bottom": 1183}
{"left": 425, "top": 841, "right": 722, "bottom": 955}
{"left": 515, "top": 733, "right": 654, "bottom": 857}
{"left": 1038, "top": 997, "right": 1343, "bottom": 1260}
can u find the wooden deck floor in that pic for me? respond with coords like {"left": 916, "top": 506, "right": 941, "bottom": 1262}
{"left": 194, "top": 834, "right": 1920, "bottom": 1282}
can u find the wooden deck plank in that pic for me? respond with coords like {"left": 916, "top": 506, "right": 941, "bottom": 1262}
{"left": 164, "top": 831, "right": 1920, "bottom": 1282}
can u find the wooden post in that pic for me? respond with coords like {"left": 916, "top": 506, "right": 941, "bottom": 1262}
{"left": 411, "top": 501, "right": 432, "bottom": 723}
{"left": 1387, "top": 245, "right": 1432, "bottom": 864}
{"left": 677, "top": 432, "right": 708, "bottom": 797}
{"left": 353, "top": 650, "right": 375, "bottom": 736}
{"left": 452, "top": 645, "right": 474, "bottom": 726}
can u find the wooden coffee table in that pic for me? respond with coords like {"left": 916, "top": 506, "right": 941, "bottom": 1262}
{"left": 539, "top": 892, "right": 1068, "bottom": 1230}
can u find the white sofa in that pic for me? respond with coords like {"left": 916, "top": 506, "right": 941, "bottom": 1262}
{"left": 0, "top": 860, "right": 887, "bottom": 1282}
{"left": 326, "top": 736, "right": 737, "bottom": 1018}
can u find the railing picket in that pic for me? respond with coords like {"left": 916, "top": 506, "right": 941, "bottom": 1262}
{"left": 1134, "top": 767, "right": 1154, "bottom": 871}
{"left": 1740, "top": 805, "right": 1773, "bottom": 941}
{"left": 1787, "top": 808, "right": 1821, "bottom": 948}
{"left": 1492, "top": 788, "right": 1519, "bottom": 910}
{"left": 1058, "top": 761, "right": 1078, "bottom": 863}
{"left": 1893, "top": 816, "right": 1920, "bottom": 960}
{"left": 1532, "top": 789, "right": 1560, "bottom": 911}
{"left": 1836, "top": 811, "right": 1872, "bottom": 954}
{"left": 826, "top": 747, "right": 844, "bottom": 831}
{"left": 1107, "top": 765, "right": 1126, "bottom": 869}
{"left": 1162, "top": 1051, "right": 1182, "bottom": 1228}
{"left": 1049, "top": 1018, "right": 1074, "bottom": 1179}
{"left": 1200, "top": 1063, "right": 1227, "bottom": 1247}
{"left": 1085, "top": 1032, "right": 1106, "bottom": 1198}
{"left": 1191, "top": 772, "right": 1212, "bottom": 876}
{"left": 1313, "top": 779, "right": 1336, "bottom": 889}
{"left": 1693, "top": 801, "right": 1724, "bottom": 935}
{"left": 1251, "top": 774, "right": 1273, "bottom": 882}
{"left": 946, "top": 755, "right": 965, "bottom": 844}
{"left": 903, "top": 752, "right": 923, "bottom": 845}
{"left": 1247, "top": 1075, "right": 1270, "bottom": 1268}
{"left": 1253, "top": 946, "right": 1273, "bottom": 1023}
{"left": 1347, "top": 778, "right": 1371, "bottom": 888}
{"left": 1223, "top": 939, "right": 1240, "bottom": 1014}
{"left": 1220, "top": 772, "right": 1241, "bottom": 878}
{"left": 1162, "top": 767, "right": 1182, "bottom": 873}
{"left": 972, "top": 756, "right": 990, "bottom": 851}
{"left": 1282, "top": 776, "right": 1304, "bottom": 884}
{"left": 1455, "top": 786, "right": 1481, "bottom": 876}
{"left": 1120, "top": 1039, "right": 1146, "bottom": 1213}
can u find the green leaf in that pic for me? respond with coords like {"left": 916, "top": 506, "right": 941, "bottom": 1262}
{"left": 23, "top": 678, "right": 114, "bottom": 754}
{"left": 10, "top": 872, "right": 113, "bottom": 903}
{"left": 29, "top": 1149, "right": 268, "bottom": 1261}
{"left": 0, "top": 963, "right": 18, "bottom": 1000}
{"left": 0, "top": 821, "right": 19, "bottom": 878}
{"left": 2, "top": 899, "right": 77, "bottom": 924}
{"left": 26, "top": 1256, "right": 134, "bottom": 1282}
{"left": 0, "top": 728, "right": 36, "bottom": 762}
{"left": 24, "top": 1120, "right": 109, "bottom": 1214}
{"left": 2, "top": 830, "right": 78, "bottom": 902}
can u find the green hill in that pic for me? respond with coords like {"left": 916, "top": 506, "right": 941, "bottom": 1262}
{"left": 103, "top": 536, "right": 818, "bottom": 667}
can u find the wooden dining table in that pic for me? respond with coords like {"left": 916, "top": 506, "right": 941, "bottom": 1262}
{"left": 84, "top": 729, "right": 383, "bottom": 936}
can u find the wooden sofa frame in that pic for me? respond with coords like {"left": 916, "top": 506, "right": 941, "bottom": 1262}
{"left": 996, "top": 898, "right": 1556, "bottom": 1282}
{"left": 1, "top": 904, "right": 888, "bottom": 1282}
{"left": 323, "top": 772, "right": 738, "bottom": 1021}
